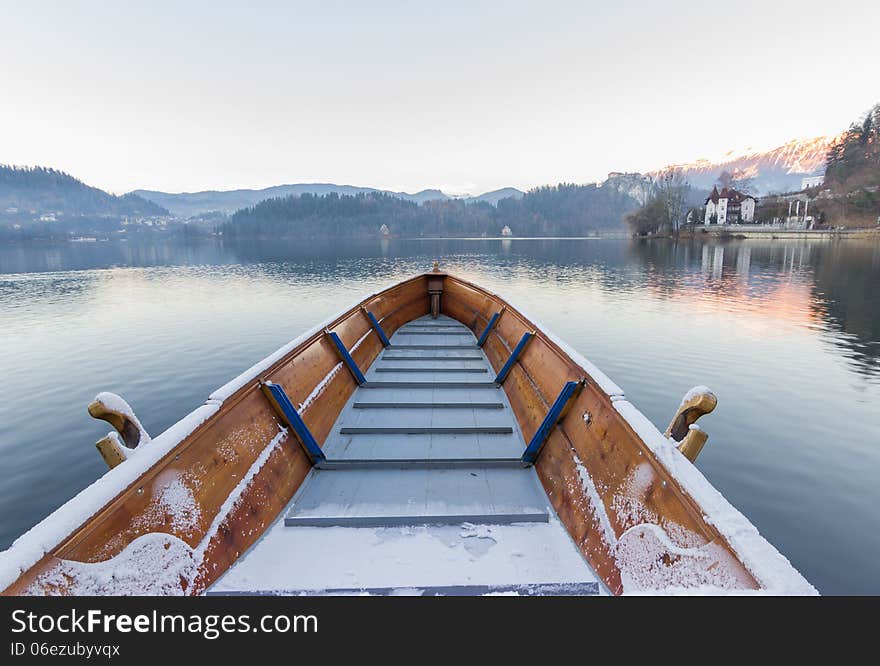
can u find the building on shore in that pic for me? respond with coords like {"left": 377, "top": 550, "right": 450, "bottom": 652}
{"left": 501, "top": 225, "right": 513, "bottom": 237}
{"left": 801, "top": 174, "right": 824, "bottom": 189}
{"left": 704, "top": 186, "right": 757, "bottom": 225}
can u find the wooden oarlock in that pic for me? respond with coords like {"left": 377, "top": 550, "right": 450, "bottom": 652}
{"left": 88, "top": 393, "right": 150, "bottom": 469}
{"left": 665, "top": 386, "right": 717, "bottom": 463}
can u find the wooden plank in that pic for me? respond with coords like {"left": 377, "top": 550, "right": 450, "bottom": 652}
{"left": 387, "top": 344, "right": 479, "bottom": 350}
{"left": 381, "top": 355, "right": 484, "bottom": 361}
{"left": 374, "top": 367, "right": 488, "bottom": 373}
{"left": 362, "top": 382, "right": 499, "bottom": 389}
{"left": 283, "top": 467, "right": 549, "bottom": 526}
{"left": 338, "top": 426, "right": 513, "bottom": 434}
{"left": 396, "top": 330, "right": 474, "bottom": 336}
{"left": 353, "top": 402, "right": 504, "bottom": 409}
{"left": 316, "top": 458, "right": 526, "bottom": 470}
{"left": 209, "top": 581, "right": 600, "bottom": 596}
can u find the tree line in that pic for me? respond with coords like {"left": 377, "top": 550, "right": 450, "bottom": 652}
{"left": 824, "top": 103, "right": 879, "bottom": 192}
{"left": 811, "top": 103, "right": 879, "bottom": 227}
{"left": 220, "top": 184, "right": 638, "bottom": 238}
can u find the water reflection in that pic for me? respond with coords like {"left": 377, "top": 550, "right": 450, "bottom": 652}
{"left": 626, "top": 238, "right": 880, "bottom": 379}
{"left": 2, "top": 237, "right": 877, "bottom": 379}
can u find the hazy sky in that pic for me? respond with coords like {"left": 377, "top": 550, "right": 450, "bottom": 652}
{"left": 1, "top": 1, "right": 877, "bottom": 195}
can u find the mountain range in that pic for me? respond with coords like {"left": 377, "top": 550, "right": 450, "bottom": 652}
{"left": 132, "top": 184, "right": 525, "bottom": 218}
{"left": 1, "top": 129, "right": 846, "bottom": 231}
{"left": 648, "top": 135, "right": 838, "bottom": 195}
{"left": 134, "top": 135, "right": 838, "bottom": 218}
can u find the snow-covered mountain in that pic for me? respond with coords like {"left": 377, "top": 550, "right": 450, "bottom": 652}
{"left": 648, "top": 135, "right": 840, "bottom": 195}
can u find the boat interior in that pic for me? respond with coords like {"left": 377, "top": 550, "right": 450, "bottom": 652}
{"left": 210, "top": 313, "right": 606, "bottom": 595}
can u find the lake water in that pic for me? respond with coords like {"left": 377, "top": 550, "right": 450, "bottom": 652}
{"left": 1, "top": 237, "right": 878, "bottom": 594}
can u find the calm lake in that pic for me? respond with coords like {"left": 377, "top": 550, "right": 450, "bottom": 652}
{"left": 1, "top": 237, "right": 878, "bottom": 594}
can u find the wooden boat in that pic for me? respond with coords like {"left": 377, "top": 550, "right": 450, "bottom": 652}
{"left": 0, "top": 266, "right": 816, "bottom": 595}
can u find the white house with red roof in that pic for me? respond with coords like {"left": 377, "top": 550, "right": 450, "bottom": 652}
{"left": 704, "top": 186, "right": 757, "bottom": 225}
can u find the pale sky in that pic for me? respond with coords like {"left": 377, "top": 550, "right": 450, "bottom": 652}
{"left": 1, "top": 0, "right": 877, "bottom": 195}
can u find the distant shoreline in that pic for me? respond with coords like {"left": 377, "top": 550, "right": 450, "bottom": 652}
{"left": 2, "top": 229, "right": 879, "bottom": 245}
{"left": 677, "top": 227, "right": 880, "bottom": 241}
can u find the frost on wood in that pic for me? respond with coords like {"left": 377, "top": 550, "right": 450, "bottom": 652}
{"left": 571, "top": 453, "right": 617, "bottom": 548}
{"left": 570, "top": 451, "right": 745, "bottom": 594}
{"left": 18, "top": 427, "right": 289, "bottom": 596}
{"left": 131, "top": 471, "right": 202, "bottom": 537}
{"left": 611, "top": 399, "right": 817, "bottom": 595}
{"left": 25, "top": 533, "right": 197, "bottom": 596}
{"left": 210, "top": 518, "right": 597, "bottom": 594}
{"left": 0, "top": 403, "right": 218, "bottom": 592}
{"left": 299, "top": 362, "right": 343, "bottom": 413}
{"left": 615, "top": 524, "right": 744, "bottom": 593}
{"left": 679, "top": 385, "right": 712, "bottom": 409}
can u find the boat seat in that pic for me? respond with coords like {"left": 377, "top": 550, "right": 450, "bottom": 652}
{"left": 210, "top": 315, "right": 607, "bottom": 596}
{"left": 283, "top": 467, "right": 548, "bottom": 527}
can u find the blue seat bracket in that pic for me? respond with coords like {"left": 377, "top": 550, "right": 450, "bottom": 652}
{"left": 477, "top": 310, "right": 503, "bottom": 347}
{"left": 260, "top": 381, "right": 326, "bottom": 466}
{"left": 362, "top": 308, "right": 390, "bottom": 347}
{"left": 494, "top": 331, "right": 535, "bottom": 385}
{"left": 521, "top": 380, "right": 585, "bottom": 464}
{"left": 327, "top": 329, "right": 367, "bottom": 385}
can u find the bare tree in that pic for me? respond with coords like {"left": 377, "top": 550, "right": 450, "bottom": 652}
{"left": 625, "top": 169, "right": 691, "bottom": 236}
{"left": 656, "top": 168, "right": 690, "bottom": 232}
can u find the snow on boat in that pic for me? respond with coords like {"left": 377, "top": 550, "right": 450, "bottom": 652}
{"left": 0, "top": 267, "right": 816, "bottom": 595}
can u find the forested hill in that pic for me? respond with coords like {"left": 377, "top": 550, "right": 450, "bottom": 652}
{"left": 221, "top": 183, "right": 638, "bottom": 238}
{"left": 0, "top": 165, "right": 168, "bottom": 217}
{"left": 824, "top": 103, "right": 879, "bottom": 192}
